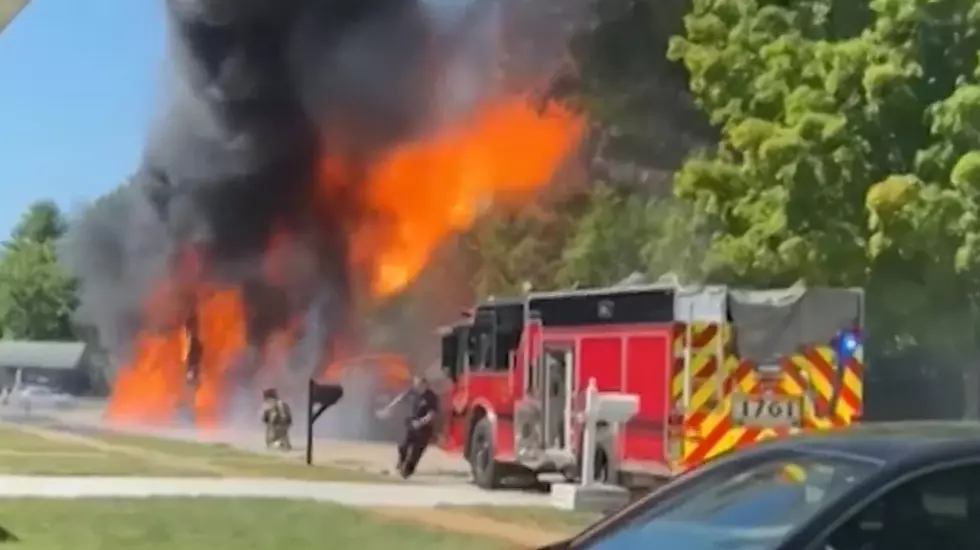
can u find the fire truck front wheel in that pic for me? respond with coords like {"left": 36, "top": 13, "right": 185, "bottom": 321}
{"left": 468, "top": 417, "right": 500, "bottom": 489}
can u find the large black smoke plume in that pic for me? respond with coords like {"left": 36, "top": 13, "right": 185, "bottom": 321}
{"left": 61, "top": 0, "right": 442, "bottom": 419}
{"left": 59, "top": 0, "right": 585, "bottom": 431}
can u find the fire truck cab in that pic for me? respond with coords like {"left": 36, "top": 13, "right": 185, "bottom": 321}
{"left": 438, "top": 283, "right": 865, "bottom": 489}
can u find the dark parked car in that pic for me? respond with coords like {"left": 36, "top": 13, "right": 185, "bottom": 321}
{"left": 542, "top": 421, "right": 980, "bottom": 550}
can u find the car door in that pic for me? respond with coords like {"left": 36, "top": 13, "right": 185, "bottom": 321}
{"left": 565, "top": 449, "right": 881, "bottom": 550}
{"left": 810, "top": 461, "right": 980, "bottom": 550}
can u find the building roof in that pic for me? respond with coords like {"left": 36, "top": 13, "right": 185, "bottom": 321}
{"left": 0, "top": 341, "right": 87, "bottom": 370}
{"left": 0, "top": 0, "right": 31, "bottom": 36}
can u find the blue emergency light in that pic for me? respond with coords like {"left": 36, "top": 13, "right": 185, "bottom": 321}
{"left": 836, "top": 330, "right": 859, "bottom": 361}
{"left": 826, "top": 328, "right": 860, "bottom": 416}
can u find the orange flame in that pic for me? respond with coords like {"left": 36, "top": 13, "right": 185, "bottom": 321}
{"left": 346, "top": 98, "right": 583, "bottom": 297}
{"left": 190, "top": 289, "right": 247, "bottom": 428}
{"left": 106, "top": 286, "right": 248, "bottom": 427}
{"left": 106, "top": 95, "right": 582, "bottom": 427}
{"left": 105, "top": 332, "right": 185, "bottom": 424}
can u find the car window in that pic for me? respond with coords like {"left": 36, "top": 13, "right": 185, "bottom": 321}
{"left": 824, "top": 463, "right": 980, "bottom": 550}
{"left": 577, "top": 451, "right": 879, "bottom": 550}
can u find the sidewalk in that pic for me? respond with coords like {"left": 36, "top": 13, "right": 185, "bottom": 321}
{"left": 0, "top": 475, "right": 551, "bottom": 508}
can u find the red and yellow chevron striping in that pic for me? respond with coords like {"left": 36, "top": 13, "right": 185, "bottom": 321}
{"left": 669, "top": 322, "right": 865, "bottom": 473}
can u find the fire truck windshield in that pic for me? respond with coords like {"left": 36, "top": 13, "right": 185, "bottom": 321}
{"left": 576, "top": 451, "right": 880, "bottom": 550}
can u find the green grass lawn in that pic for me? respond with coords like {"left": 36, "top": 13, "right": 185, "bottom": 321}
{"left": 0, "top": 452, "right": 215, "bottom": 477}
{"left": 91, "top": 432, "right": 252, "bottom": 458}
{"left": 0, "top": 428, "right": 96, "bottom": 454}
{"left": 84, "top": 431, "right": 396, "bottom": 481}
{"left": 0, "top": 426, "right": 393, "bottom": 482}
{"left": 0, "top": 427, "right": 581, "bottom": 547}
{"left": 0, "top": 498, "right": 513, "bottom": 550}
{"left": 440, "top": 505, "right": 601, "bottom": 534}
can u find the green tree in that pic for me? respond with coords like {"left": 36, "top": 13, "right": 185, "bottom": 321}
{"left": 524, "top": 0, "right": 712, "bottom": 294}
{"left": 557, "top": 184, "right": 652, "bottom": 287}
{"left": 465, "top": 195, "right": 583, "bottom": 297}
{"left": 11, "top": 200, "right": 66, "bottom": 244}
{"left": 668, "top": 0, "right": 980, "bottom": 415}
{"left": 0, "top": 201, "right": 77, "bottom": 340}
{"left": 556, "top": 183, "right": 706, "bottom": 287}
{"left": 566, "top": 0, "right": 711, "bottom": 172}
{"left": 0, "top": 239, "right": 77, "bottom": 340}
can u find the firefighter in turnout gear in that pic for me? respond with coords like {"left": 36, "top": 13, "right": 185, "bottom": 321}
{"left": 377, "top": 375, "right": 439, "bottom": 479}
{"left": 261, "top": 388, "right": 292, "bottom": 451}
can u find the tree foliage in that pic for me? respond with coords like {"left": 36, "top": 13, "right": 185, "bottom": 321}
{"left": 466, "top": 0, "right": 980, "bottom": 416}
{"left": 0, "top": 201, "right": 77, "bottom": 340}
{"left": 556, "top": 184, "right": 658, "bottom": 288}
{"left": 556, "top": 183, "right": 706, "bottom": 288}
{"left": 10, "top": 199, "right": 67, "bottom": 244}
{"left": 666, "top": 0, "right": 980, "bottom": 412}
{"left": 465, "top": 195, "right": 584, "bottom": 297}
{"left": 469, "top": 0, "right": 711, "bottom": 297}
{"left": 465, "top": 183, "right": 707, "bottom": 298}
{"left": 567, "top": 0, "right": 712, "bottom": 171}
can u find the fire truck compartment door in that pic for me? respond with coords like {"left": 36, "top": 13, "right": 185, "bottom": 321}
{"left": 727, "top": 287, "right": 861, "bottom": 363}
{"left": 542, "top": 345, "right": 573, "bottom": 450}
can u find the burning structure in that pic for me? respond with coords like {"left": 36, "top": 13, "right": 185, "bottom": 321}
{"left": 61, "top": 0, "right": 583, "bottom": 429}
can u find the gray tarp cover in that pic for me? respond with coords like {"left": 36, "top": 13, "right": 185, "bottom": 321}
{"left": 727, "top": 287, "right": 862, "bottom": 363}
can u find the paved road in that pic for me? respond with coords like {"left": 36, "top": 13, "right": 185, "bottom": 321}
{"left": 0, "top": 475, "right": 555, "bottom": 507}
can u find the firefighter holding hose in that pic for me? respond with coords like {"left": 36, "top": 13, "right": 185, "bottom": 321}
{"left": 376, "top": 374, "right": 440, "bottom": 479}
{"left": 261, "top": 388, "right": 293, "bottom": 451}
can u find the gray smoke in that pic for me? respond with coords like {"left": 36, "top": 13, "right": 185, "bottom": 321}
{"left": 60, "top": 0, "right": 572, "bottom": 431}
{"left": 61, "top": 0, "right": 448, "bottom": 421}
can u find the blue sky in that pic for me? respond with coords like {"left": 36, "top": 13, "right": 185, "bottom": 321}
{"left": 0, "top": 0, "right": 477, "bottom": 238}
{"left": 0, "top": 0, "right": 164, "bottom": 237}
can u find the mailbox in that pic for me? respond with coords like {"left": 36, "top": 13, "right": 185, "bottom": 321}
{"left": 586, "top": 392, "right": 639, "bottom": 425}
{"left": 305, "top": 381, "right": 344, "bottom": 465}
{"left": 309, "top": 382, "right": 343, "bottom": 410}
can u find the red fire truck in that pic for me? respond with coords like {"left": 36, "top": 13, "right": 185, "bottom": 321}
{"left": 437, "top": 285, "right": 675, "bottom": 489}
{"left": 437, "top": 283, "right": 864, "bottom": 489}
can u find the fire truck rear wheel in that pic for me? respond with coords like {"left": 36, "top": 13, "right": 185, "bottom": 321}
{"left": 469, "top": 417, "right": 500, "bottom": 489}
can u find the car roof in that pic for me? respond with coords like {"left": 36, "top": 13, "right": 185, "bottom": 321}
{"left": 763, "top": 421, "right": 980, "bottom": 464}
